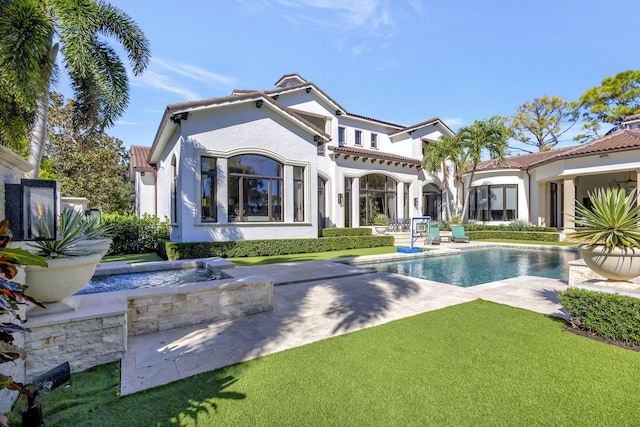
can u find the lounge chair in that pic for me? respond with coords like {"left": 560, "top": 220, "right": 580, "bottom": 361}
{"left": 451, "top": 225, "right": 470, "bottom": 243}
{"left": 424, "top": 226, "right": 441, "bottom": 245}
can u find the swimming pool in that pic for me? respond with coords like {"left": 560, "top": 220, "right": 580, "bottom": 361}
{"left": 364, "top": 248, "right": 579, "bottom": 287}
{"left": 77, "top": 267, "right": 221, "bottom": 295}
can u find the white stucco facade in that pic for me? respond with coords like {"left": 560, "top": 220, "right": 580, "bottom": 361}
{"left": 463, "top": 119, "right": 640, "bottom": 229}
{"left": 137, "top": 74, "right": 456, "bottom": 242}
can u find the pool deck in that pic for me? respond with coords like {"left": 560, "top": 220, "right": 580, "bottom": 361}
{"left": 121, "top": 242, "right": 573, "bottom": 395}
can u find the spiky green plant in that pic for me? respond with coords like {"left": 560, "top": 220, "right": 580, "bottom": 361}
{"left": 571, "top": 188, "right": 640, "bottom": 248}
{"left": 28, "top": 208, "right": 101, "bottom": 258}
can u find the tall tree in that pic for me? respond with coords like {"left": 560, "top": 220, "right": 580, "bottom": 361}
{"left": 0, "top": 0, "right": 150, "bottom": 177}
{"left": 511, "top": 95, "right": 577, "bottom": 152}
{"left": 576, "top": 70, "right": 640, "bottom": 143}
{"left": 456, "top": 116, "right": 510, "bottom": 219}
{"left": 422, "top": 135, "right": 460, "bottom": 220}
{"left": 0, "top": 0, "right": 52, "bottom": 150}
{"left": 45, "top": 92, "right": 133, "bottom": 213}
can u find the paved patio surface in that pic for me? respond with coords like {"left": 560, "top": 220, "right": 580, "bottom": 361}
{"left": 121, "top": 243, "right": 571, "bottom": 395}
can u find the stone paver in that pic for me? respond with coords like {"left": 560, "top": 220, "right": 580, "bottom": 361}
{"left": 121, "top": 245, "right": 571, "bottom": 395}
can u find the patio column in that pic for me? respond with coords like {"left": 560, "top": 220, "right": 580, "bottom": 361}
{"left": 537, "top": 182, "right": 548, "bottom": 227}
{"left": 562, "top": 176, "right": 576, "bottom": 232}
{"left": 352, "top": 176, "right": 360, "bottom": 227}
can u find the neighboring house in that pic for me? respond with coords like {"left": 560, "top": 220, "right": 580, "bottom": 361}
{"left": 130, "top": 145, "right": 156, "bottom": 216}
{"left": 133, "top": 73, "right": 455, "bottom": 242}
{"left": 464, "top": 116, "right": 640, "bottom": 229}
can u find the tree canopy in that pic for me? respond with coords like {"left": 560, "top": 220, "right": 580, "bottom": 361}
{"left": 0, "top": 0, "right": 150, "bottom": 177}
{"left": 576, "top": 70, "right": 640, "bottom": 143}
{"left": 44, "top": 92, "right": 133, "bottom": 213}
{"left": 510, "top": 95, "right": 577, "bottom": 152}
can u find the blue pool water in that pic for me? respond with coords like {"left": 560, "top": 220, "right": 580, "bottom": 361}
{"left": 77, "top": 267, "right": 219, "bottom": 295}
{"left": 364, "top": 248, "right": 579, "bottom": 287}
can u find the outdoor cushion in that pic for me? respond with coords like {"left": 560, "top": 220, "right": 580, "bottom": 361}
{"left": 451, "top": 225, "right": 470, "bottom": 243}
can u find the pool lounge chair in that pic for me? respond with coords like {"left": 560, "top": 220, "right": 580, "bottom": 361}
{"left": 451, "top": 225, "right": 470, "bottom": 243}
{"left": 424, "top": 226, "right": 441, "bottom": 245}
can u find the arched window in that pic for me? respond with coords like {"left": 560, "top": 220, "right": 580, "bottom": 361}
{"left": 171, "top": 155, "right": 177, "bottom": 223}
{"left": 228, "top": 154, "right": 283, "bottom": 222}
{"left": 359, "top": 174, "right": 397, "bottom": 225}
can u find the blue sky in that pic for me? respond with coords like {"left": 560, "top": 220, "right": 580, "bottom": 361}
{"left": 64, "top": 0, "right": 640, "bottom": 152}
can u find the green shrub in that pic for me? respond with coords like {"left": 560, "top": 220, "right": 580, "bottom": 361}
{"left": 102, "top": 213, "right": 170, "bottom": 255}
{"left": 465, "top": 230, "right": 560, "bottom": 242}
{"left": 558, "top": 288, "right": 640, "bottom": 346}
{"left": 159, "top": 236, "right": 394, "bottom": 260}
{"left": 320, "top": 228, "right": 372, "bottom": 237}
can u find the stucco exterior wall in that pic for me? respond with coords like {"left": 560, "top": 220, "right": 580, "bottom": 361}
{"left": 156, "top": 105, "right": 319, "bottom": 242}
{"left": 135, "top": 172, "right": 156, "bottom": 216}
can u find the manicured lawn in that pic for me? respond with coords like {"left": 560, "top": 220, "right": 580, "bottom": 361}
{"left": 10, "top": 300, "right": 640, "bottom": 426}
{"left": 228, "top": 246, "right": 400, "bottom": 266}
{"left": 101, "top": 252, "right": 163, "bottom": 264}
{"left": 101, "top": 246, "right": 400, "bottom": 266}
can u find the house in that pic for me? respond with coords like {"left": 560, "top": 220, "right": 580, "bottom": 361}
{"left": 464, "top": 116, "right": 640, "bottom": 229}
{"left": 133, "top": 73, "right": 456, "bottom": 242}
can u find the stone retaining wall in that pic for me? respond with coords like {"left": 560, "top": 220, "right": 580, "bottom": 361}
{"left": 127, "top": 275, "right": 273, "bottom": 335}
{"left": 23, "top": 274, "right": 273, "bottom": 379}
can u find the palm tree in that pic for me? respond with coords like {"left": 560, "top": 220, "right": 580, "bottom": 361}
{"left": 455, "top": 116, "right": 509, "bottom": 219}
{"left": 0, "top": 0, "right": 150, "bottom": 177}
{"left": 421, "top": 135, "right": 459, "bottom": 220}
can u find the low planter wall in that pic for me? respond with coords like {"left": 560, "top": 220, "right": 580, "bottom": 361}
{"left": 24, "top": 274, "right": 274, "bottom": 379}
{"left": 127, "top": 275, "right": 274, "bottom": 335}
{"left": 24, "top": 294, "right": 127, "bottom": 379}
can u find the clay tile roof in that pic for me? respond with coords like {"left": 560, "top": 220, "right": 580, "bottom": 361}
{"left": 130, "top": 145, "right": 154, "bottom": 172}
{"left": 624, "top": 114, "right": 640, "bottom": 122}
{"left": 554, "top": 129, "right": 640, "bottom": 159}
{"left": 328, "top": 146, "right": 421, "bottom": 168}
{"left": 469, "top": 129, "right": 640, "bottom": 173}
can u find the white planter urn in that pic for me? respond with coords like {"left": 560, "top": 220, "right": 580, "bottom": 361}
{"left": 25, "top": 253, "right": 103, "bottom": 302}
{"left": 69, "top": 238, "right": 112, "bottom": 258}
{"left": 578, "top": 244, "right": 640, "bottom": 281}
{"left": 374, "top": 226, "right": 388, "bottom": 235}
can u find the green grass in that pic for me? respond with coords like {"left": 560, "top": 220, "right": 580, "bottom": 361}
{"left": 101, "top": 252, "right": 164, "bottom": 264}
{"left": 227, "top": 246, "right": 400, "bottom": 266}
{"left": 476, "top": 239, "right": 578, "bottom": 246}
{"left": 9, "top": 300, "right": 640, "bottom": 426}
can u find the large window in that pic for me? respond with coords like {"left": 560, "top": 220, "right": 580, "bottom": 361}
{"left": 359, "top": 174, "right": 397, "bottom": 225}
{"left": 293, "top": 166, "right": 304, "bottom": 222}
{"left": 200, "top": 157, "right": 216, "bottom": 222}
{"left": 469, "top": 184, "right": 517, "bottom": 221}
{"left": 228, "top": 155, "right": 283, "bottom": 222}
{"left": 371, "top": 133, "right": 378, "bottom": 149}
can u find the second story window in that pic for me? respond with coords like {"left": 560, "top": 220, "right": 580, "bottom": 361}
{"left": 338, "top": 126, "right": 345, "bottom": 146}
{"left": 371, "top": 133, "right": 378, "bottom": 149}
{"left": 355, "top": 130, "right": 362, "bottom": 146}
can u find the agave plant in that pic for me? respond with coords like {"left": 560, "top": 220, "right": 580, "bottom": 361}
{"left": 372, "top": 213, "right": 389, "bottom": 226}
{"left": 28, "top": 208, "right": 101, "bottom": 258}
{"left": 571, "top": 188, "right": 640, "bottom": 248}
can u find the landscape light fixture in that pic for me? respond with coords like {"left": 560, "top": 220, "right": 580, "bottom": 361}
{"left": 337, "top": 193, "right": 343, "bottom": 204}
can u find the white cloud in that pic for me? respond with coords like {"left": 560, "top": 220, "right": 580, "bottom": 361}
{"left": 115, "top": 120, "right": 143, "bottom": 126}
{"left": 442, "top": 117, "right": 465, "bottom": 129}
{"left": 134, "top": 70, "right": 201, "bottom": 101}
{"left": 152, "top": 59, "right": 239, "bottom": 88}
{"left": 131, "top": 59, "right": 240, "bottom": 102}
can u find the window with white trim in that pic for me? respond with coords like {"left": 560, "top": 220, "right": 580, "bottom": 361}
{"left": 200, "top": 157, "right": 216, "bottom": 222}
{"left": 355, "top": 130, "right": 362, "bottom": 146}
{"left": 371, "top": 133, "right": 378, "bottom": 149}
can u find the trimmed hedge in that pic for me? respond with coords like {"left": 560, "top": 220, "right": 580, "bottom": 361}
{"left": 319, "top": 228, "right": 372, "bottom": 237}
{"left": 158, "top": 235, "right": 394, "bottom": 260}
{"left": 102, "top": 213, "right": 170, "bottom": 255}
{"left": 433, "top": 223, "right": 557, "bottom": 233}
{"left": 558, "top": 288, "right": 640, "bottom": 346}
{"left": 465, "top": 231, "right": 560, "bottom": 242}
